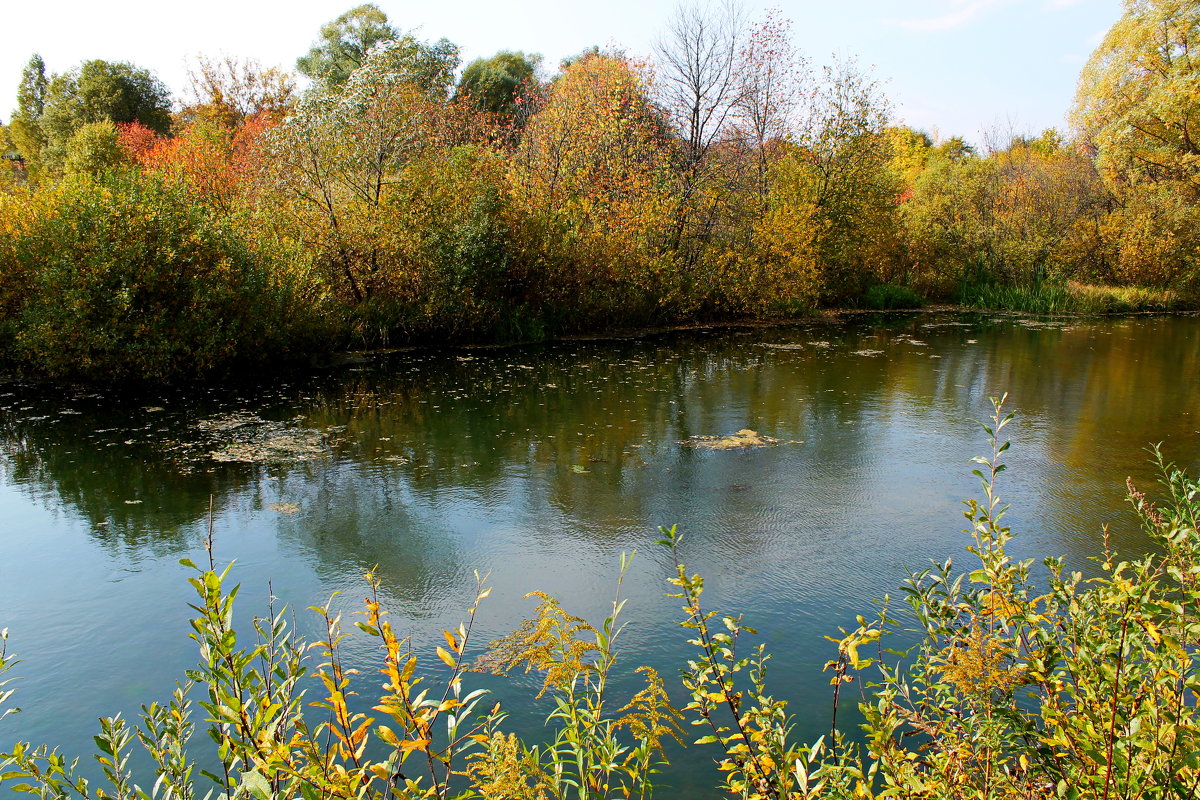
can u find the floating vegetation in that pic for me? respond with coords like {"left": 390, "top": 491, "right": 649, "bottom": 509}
{"left": 851, "top": 349, "right": 884, "bottom": 356}
{"left": 190, "top": 412, "right": 338, "bottom": 464}
{"left": 681, "top": 429, "right": 781, "bottom": 450}
{"left": 269, "top": 502, "right": 300, "bottom": 514}
{"left": 756, "top": 343, "right": 805, "bottom": 351}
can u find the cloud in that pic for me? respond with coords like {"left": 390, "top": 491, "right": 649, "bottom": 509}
{"left": 896, "top": 0, "right": 1011, "bottom": 32}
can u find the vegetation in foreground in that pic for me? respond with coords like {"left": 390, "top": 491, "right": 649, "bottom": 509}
{"left": 0, "top": 0, "right": 1197, "bottom": 380}
{"left": 2, "top": 396, "right": 1199, "bottom": 798}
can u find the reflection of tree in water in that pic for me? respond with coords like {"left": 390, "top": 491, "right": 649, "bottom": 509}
{"left": 0, "top": 395, "right": 254, "bottom": 557}
{"left": 2, "top": 313, "right": 1197, "bottom": 580}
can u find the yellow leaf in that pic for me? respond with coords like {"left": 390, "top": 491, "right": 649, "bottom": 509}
{"left": 400, "top": 738, "right": 432, "bottom": 752}
{"left": 436, "top": 646, "right": 456, "bottom": 668}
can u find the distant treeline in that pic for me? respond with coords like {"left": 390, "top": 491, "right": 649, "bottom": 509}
{"left": 0, "top": 0, "right": 1196, "bottom": 381}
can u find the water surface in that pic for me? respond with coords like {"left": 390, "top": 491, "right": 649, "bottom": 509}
{"left": 2, "top": 312, "right": 1198, "bottom": 796}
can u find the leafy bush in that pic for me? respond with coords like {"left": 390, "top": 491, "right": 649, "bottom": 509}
{"left": 862, "top": 283, "right": 923, "bottom": 310}
{"left": 0, "top": 173, "right": 328, "bottom": 381}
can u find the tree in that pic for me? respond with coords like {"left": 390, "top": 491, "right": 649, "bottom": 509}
{"left": 296, "top": 3, "right": 459, "bottom": 95}
{"left": 297, "top": 3, "right": 397, "bottom": 88}
{"left": 733, "top": 9, "right": 810, "bottom": 195}
{"left": 268, "top": 40, "right": 466, "bottom": 302}
{"left": 801, "top": 58, "right": 899, "bottom": 299}
{"left": 185, "top": 55, "right": 295, "bottom": 128}
{"left": 509, "top": 53, "right": 679, "bottom": 319}
{"left": 8, "top": 54, "right": 48, "bottom": 165}
{"left": 62, "top": 120, "right": 126, "bottom": 178}
{"left": 1073, "top": 0, "right": 1200, "bottom": 195}
{"left": 39, "top": 60, "right": 172, "bottom": 172}
{"left": 455, "top": 51, "right": 541, "bottom": 122}
{"left": 655, "top": 0, "right": 747, "bottom": 169}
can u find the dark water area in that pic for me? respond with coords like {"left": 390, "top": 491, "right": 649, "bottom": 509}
{"left": 1, "top": 311, "right": 1198, "bottom": 797}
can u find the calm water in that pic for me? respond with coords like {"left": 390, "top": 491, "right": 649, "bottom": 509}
{"left": 1, "top": 311, "right": 1198, "bottom": 796}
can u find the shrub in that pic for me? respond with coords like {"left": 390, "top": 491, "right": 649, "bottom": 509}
{"left": 862, "top": 283, "right": 923, "bottom": 310}
{"left": 0, "top": 173, "right": 327, "bottom": 382}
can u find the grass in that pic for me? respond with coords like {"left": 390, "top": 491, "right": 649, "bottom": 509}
{"left": 960, "top": 281, "right": 1184, "bottom": 313}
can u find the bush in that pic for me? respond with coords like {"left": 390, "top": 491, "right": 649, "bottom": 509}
{"left": 863, "top": 283, "right": 923, "bottom": 310}
{"left": 0, "top": 173, "right": 327, "bottom": 382}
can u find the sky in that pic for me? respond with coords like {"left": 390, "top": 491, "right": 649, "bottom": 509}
{"left": 0, "top": 0, "right": 1123, "bottom": 146}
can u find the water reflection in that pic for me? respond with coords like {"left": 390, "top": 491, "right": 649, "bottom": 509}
{"left": 1, "top": 312, "right": 1198, "bottom": 797}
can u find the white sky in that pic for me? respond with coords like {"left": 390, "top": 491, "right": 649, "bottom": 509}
{"left": 0, "top": 0, "right": 1122, "bottom": 145}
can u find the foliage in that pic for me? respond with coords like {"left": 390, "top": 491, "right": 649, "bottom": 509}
{"left": 8, "top": 54, "right": 48, "bottom": 168}
{"left": 297, "top": 3, "right": 459, "bottom": 95}
{"left": 0, "top": 544, "right": 679, "bottom": 800}
{"left": 1073, "top": 0, "right": 1200, "bottom": 196}
{"left": 266, "top": 40, "right": 501, "bottom": 344}
{"left": 456, "top": 51, "right": 542, "bottom": 123}
{"left": 862, "top": 284, "right": 923, "bottom": 310}
{"left": 902, "top": 132, "right": 1110, "bottom": 296}
{"left": 507, "top": 53, "right": 680, "bottom": 325}
{"left": 38, "top": 59, "right": 172, "bottom": 173}
{"left": 296, "top": 3, "right": 399, "bottom": 89}
{"left": 62, "top": 119, "right": 127, "bottom": 178}
{"left": 184, "top": 55, "right": 296, "bottom": 129}
{"left": 0, "top": 173, "right": 326, "bottom": 381}
{"left": 1, "top": 1, "right": 1199, "bottom": 379}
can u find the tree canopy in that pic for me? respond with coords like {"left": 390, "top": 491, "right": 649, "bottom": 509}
{"left": 39, "top": 60, "right": 172, "bottom": 171}
{"left": 296, "top": 3, "right": 459, "bottom": 94}
{"left": 455, "top": 51, "right": 541, "bottom": 120}
{"left": 1073, "top": 0, "right": 1200, "bottom": 195}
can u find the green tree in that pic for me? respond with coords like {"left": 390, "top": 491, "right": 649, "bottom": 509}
{"left": 1073, "top": 0, "right": 1200, "bottom": 195}
{"left": 296, "top": 3, "right": 459, "bottom": 94}
{"left": 62, "top": 119, "right": 126, "bottom": 178}
{"left": 455, "top": 51, "right": 541, "bottom": 121}
{"left": 297, "top": 4, "right": 398, "bottom": 88}
{"left": 39, "top": 60, "right": 171, "bottom": 172}
{"left": 8, "top": 54, "right": 48, "bottom": 166}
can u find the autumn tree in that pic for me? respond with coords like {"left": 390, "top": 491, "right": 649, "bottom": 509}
{"left": 184, "top": 55, "right": 295, "bottom": 128}
{"left": 795, "top": 58, "right": 899, "bottom": 300}
{"left": 510, "top": 53, "right": 679, "bottom": 320}
{"left": 8, "top": 54, "right": 48, "bottom": 168}
{"left": 268, "top": 40, "right": 469, "bottom": 305}
{"left": 902, "top": 130, "right": 1108, "bottom": 292}
{"left": 62, "top": 120, "right": 127, "bottom": 178}
{"left": 1072, "top": 0, "right": 1200, "bottom": 288}
{"left": 1073, "top": 0, "right": 1200, "bottom": 195}
{"left": 733, "top": 9, "right": 809, "bottom": 197}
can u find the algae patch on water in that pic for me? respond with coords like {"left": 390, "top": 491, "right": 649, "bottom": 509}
{"left": 681, "top": 429, "right": 781, "bottom": 450}
{"left": 189, "top": 412, "right": 340, "bottom": 464}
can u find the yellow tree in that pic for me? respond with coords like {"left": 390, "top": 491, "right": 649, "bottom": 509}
{"left": 1073, "top": 0, "right": 1200, "bottom": 195}
{"left": 509, "top": 53, "right": 679, "bottom": 321}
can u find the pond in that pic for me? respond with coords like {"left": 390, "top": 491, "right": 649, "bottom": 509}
{"left": 1, "top": 311, "right": 1198, "bottom": 797}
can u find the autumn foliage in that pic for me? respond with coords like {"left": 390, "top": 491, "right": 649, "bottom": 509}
{"left": 0, "top": 0, "right": 1197, "bottom": 379}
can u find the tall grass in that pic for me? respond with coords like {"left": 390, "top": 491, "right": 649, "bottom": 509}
{"left": 960, "top": 280, "right": 1182, "bottom": 313}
